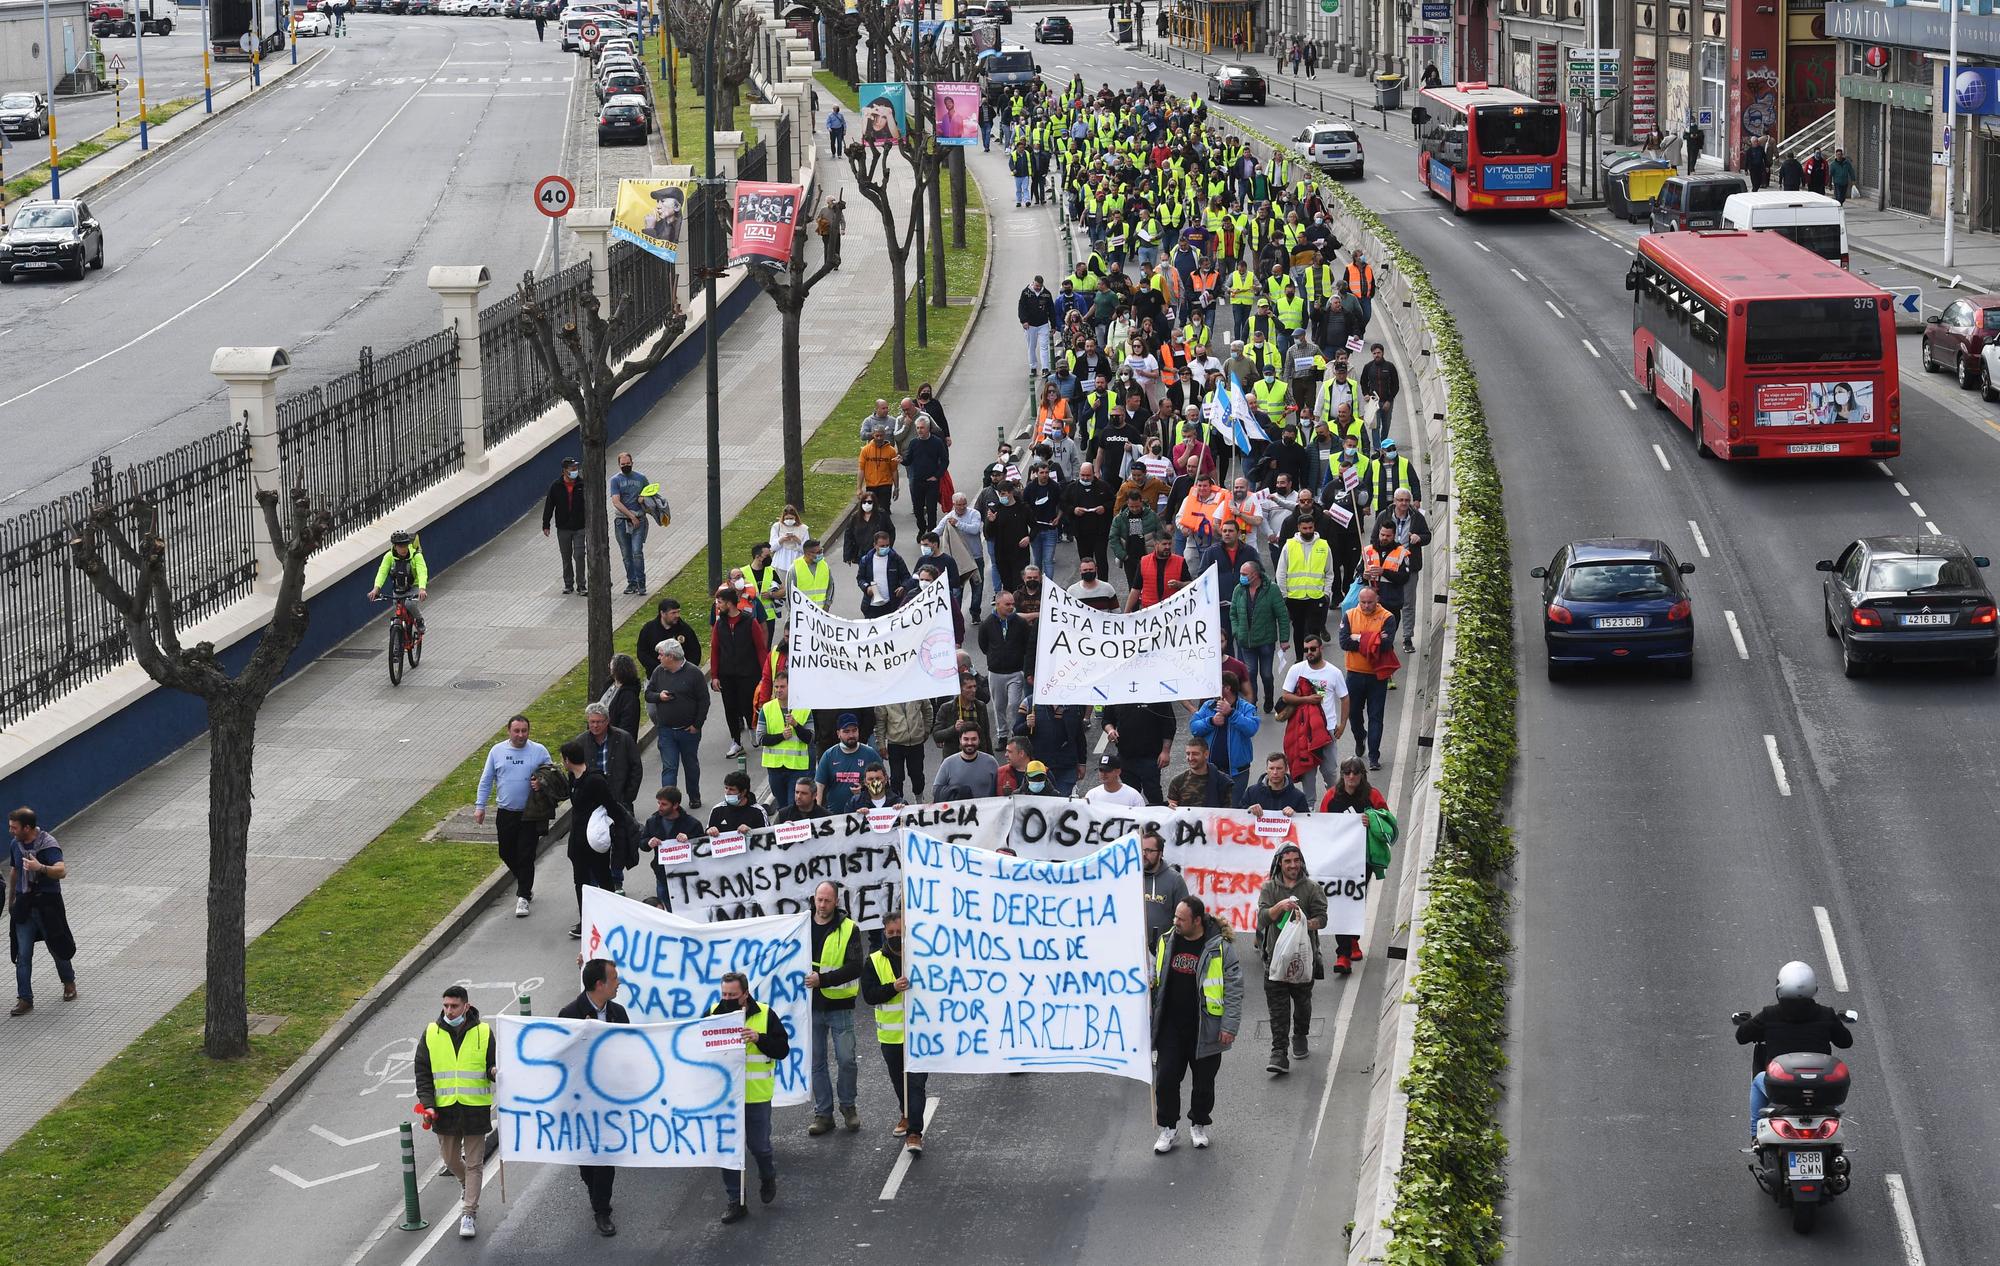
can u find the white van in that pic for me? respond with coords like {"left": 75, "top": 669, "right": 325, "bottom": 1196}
{"left": 1720, "top": 190, "right": 1849, "bottom": 269}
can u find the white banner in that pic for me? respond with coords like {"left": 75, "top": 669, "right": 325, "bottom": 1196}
{"left": 493, "top": 1013, "right": 745, "bottom": 1169}
{"left": 650, "top": 799, "right": 1368, "bottom": 936}
{"left": 787, "top": 577, "right": 961, "bottom": 709}
{"left": 579, "top": 891, "right": 813, "bottom": 1107}
{"left": 1033, "top": 567, "right": 1223, "bottom": 704}
{"left": 903, "top": 831, "right": 1152, "bottom": 1080}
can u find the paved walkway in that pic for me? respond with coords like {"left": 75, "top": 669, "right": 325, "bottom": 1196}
{"left": 0, "top": 137, "right": 894, "bottom": 1150}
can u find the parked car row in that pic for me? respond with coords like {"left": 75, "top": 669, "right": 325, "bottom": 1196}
{"left": 580, "top": 16, "right": 656, "bottom": 146}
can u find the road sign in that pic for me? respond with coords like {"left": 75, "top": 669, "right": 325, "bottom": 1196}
{"left": 1319, "top": 0, "right": 1338, "bottom": 13}
{"left": 1572, "top": 47, "right": 1619, "bottom": 59}
{"left": 109, "top": 53, "right": 124, "bottom": 73}
{"left": 1566, "top": 60, "right": 1619, "bottom": 99}
{"left": 1884, "top": 285, "right": 1924, "bottom": 320}
{"left": 580, "top": 20, "right": 599, "bottom": 43}
{"left": 1696, "top": 106, "right": 1714, "bottom": 128}
{"left": 1406, "top": 34, "right": 1439, "bottom": 43}
{"left": 1422, "top": 0, "right": 1449, "bottom": 17}
{"left": 533, "top": 174, "right": 577, "bottom": 218}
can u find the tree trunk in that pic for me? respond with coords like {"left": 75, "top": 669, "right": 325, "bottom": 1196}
{"left": 582, "top": 389, "right": 616, "bottom": 701}
{"left": 203, "top": 693, "right": 255, "bottom": 1059}
{"left": 886, "top": 248, "right": 909, "bottom": 392}
{"left": 779, "top": 291, "right": 807, "bottom": 510}
{"left": 951, "top": 146, "right": 967, "bottom": 250}
{"left": 928, "top": 156, "right": 948, "bottom": 309}
{"left": 866, "top": 41, "right": 885, "bottom": 82}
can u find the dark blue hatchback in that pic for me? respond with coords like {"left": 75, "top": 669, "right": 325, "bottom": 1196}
{"left": 1531, "top": 538, "right": 1696, "bottom": 680}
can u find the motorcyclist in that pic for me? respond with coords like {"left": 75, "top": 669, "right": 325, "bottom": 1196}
{"left": 368, "top": 529, "right": 429, "bottom": 634}
{"left": 1734, "top": 961, "right": 1853, "bottom": 1143}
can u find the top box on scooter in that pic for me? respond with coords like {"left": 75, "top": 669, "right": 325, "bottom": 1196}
{"left": 1764, "top": 1052, "right": 1851, "bottom": 1110}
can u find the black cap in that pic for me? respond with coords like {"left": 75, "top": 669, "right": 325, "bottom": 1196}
{"left": 1098, "top": 753, "right": 1119, "bottom": 770}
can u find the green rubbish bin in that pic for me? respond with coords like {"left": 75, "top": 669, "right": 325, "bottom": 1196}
{"left": 1374, "top": 74, "right": 1404, "bottom": 110}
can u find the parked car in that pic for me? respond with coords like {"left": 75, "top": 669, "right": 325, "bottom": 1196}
{"left": 599, "top": 99, "right": 649, "bottom": 145}
{"left": 87, "top": 2, "right": 123, "bottom": 18}
{"left": 603, "top": 91, "right": 652, "bottom": 131}
{"left": 1291, "top": 121, "right": 1363, "bottom": 177}
{"left": 1033, "top": 14, "right": 1070, "bottom": 42}
{"left": 956, "top": 2, "right": 986, "bottom": 29}
{"left": 597, "top": 70, "right": 644, "bottom": 102}
{"left": 295, "top": 9, "right": 331, "bottom": 32}
{"left": 1818, "top": 535, "right": 1998, "bottom": 677}
{"left": 1648, "top": 172, "right": 1749, "bottom": 233}
{"left": 0, "top": 92, "right": 49, "bottom": 140}
{"left": 1531, "top": 538, "right": 1696, "bottom": 680}
{"left": 1923, "top": 292, "right": 2000, "bottom": 390}
{"left": 0, "top": 200, "right": 105, "bottom": 283}
{"left": 1207, "top": 64, "right": 1267, "bottom": 105}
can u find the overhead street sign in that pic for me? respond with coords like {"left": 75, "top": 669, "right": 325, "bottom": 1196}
{"left": 534, "top": 174, "right": 576, "bottom": 218}
{"left": 1421, "top": 0, "right": 1449, "bottom": 18}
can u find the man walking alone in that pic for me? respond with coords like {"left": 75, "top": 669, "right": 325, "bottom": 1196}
{"left": 413, "top": 985, "right": 495, "bottom": 1240}
{"left": 1150, "top": 896, "right": 1242, "bottom": 1153}
{"left": 1256, "top": 843, "right": 1326, "bottom": 1074}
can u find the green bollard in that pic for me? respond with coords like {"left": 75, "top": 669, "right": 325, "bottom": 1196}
{"left": 517, "top": 991, "right": 532, "bottom": 1017}
{"left": 398, "top": 1119, "right": 429, "bottom": 1231}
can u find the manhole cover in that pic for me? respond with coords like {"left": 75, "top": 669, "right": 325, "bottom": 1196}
{"left": 452, "top": 678, "right": 504, "bottom": 691}
{"left": 325, "top": 648, "right": 377, "bottom": 661}
{"left": 813, "top": 457, "right": 860, "bottom": 475}
{"left": 246, "top": 1013, "right": 286, "bottom": 1036}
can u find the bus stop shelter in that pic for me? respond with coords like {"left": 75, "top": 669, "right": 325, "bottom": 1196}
{"left": 1164, "top": 0, "right": 1254, "bottom": 56}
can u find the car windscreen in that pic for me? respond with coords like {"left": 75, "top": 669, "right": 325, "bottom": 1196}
{"left": 1312, "top": 129, "right": 1356, "bottom": 145}
{"left": 987, "top": 51, "right": 1033, "bottom": 73}
{"left": 1744, "top": 298, "right": 1883, "bottom": 365}
{"left": 1864, "top": 556, "right": 1976, "bottom": 592}
{"left": 1472, "top": 105, "right": 1560, "bottom": 156}
{"left": 1562, "top": 561, "right": 1675, "bottom": 601}
{"left": 1686, "top": 180, "right": 1746, "bottom": 213}
{"left": 0, "top": 95, "right": 36, "bottom": 108}
{"left": 13, "top": 206, "right": 76, "bottom": 228}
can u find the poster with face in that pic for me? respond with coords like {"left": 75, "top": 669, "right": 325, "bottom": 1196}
{"left": 728, "top": 180, "right": 806, "bottom": 269}
{"left": 933, "top": 82, "right": 981, "bottom": 146}
{"left": 858, "top": 82, "right": 908, "bottom": 146}
{"left": 611, "top": 178, "right": 695, "bottom": 264}
{"left": 1751, "top": 381, "right": 1874, "bottom": 428}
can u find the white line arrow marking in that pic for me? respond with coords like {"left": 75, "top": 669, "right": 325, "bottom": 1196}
{"left": 271, "top": 1162, "right": 381, "bottom": 1189}
{"left": 310, "top": 1124, "right": 403, "bottom": 1148}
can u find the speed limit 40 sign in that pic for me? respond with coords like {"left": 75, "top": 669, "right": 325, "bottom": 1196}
{"left": 534, "top": 174, "right": 576, "bottom": 218}
{"left": 580, "top": 20, "right": 599, "bottom": 44}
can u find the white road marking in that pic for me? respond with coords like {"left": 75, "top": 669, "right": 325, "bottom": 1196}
{"left": 1398, "top": 189, "right": 1416, "bottom": 201}
{"left": 270, "top": 1162, "right": 381, "bottom": 1189}
{"left": 308, "top": 1124, "right": 402, "bottom": 1148}
{"left": 1812, "top": 906, "right": 1850, "bottom": 992}
{"left": 1436, "top": 215, "right": 1453, "bottom": 227}
{"left": 1544, "top": 300, "right": 1566, "bottom": 319}
{"left": 1886, "top": 1173, "right": 1929, "bottom": 1266}
{"left": 1619, "top": 389, "right": 1638, "bottom": 410}
{"left": 1652, "top": 443, "right": 1671, "bottom": 471}
{"left": 393, "top": 1163, "right": 491, "bottom": 1265}
{"left": 1509, "top": 267, "right": 1526, "bottom": 282}
{"left": 1687, "top": 520, "right": 1710, "bottom": 557}
{"left": 1307, "top": 936, "right": 1366, "bottom": 1161}
{"left": 1375, "top": 174, "right": 1390, "bottom": 183}
{"left": 1876, "top": 460, "right": 1895, "bottom": 477}
{"left": 1474, "top": 239, "right": 1490, "bottom": 252}
{"left": 1581, "top": 338, "right": 1600, "bottom": 358}
{"left": 60, "top": 294, "right": 79, "bottom": 306}
{"left": 1763, "top": 735, "right": 1792, "bottom": 797}
{"left": 1926, "top": 520, "right": 1943, "bottom": 534}
{"left": 1910, "top": 501, "right": 1926, "bottom": 517}
{"left": 1724, "top": 610, "right": 1749, "bottom": 660}
{"left": 877, "top": 1098, "right": 940, "bottom": 1200}
{"left": 1893, "top": 482, "right": 1909, "bottom": 497}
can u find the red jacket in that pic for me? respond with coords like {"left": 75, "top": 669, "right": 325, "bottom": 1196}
{"left": 1282, "top": 685, "right": 1333, "bottom": 779}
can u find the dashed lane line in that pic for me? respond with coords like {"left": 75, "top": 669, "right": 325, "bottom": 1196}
{"left": 1619, "top": 389, "right": 1638, "bottom": 410}
{"left": 1763, "top": 735, "right": 1793, "bottom": 797}
{"left": 1474, "top": 239, "right": 1490, "bottom": 252}
{"left": 878, "top": 1099, "right": 942, "bottom": 1201}
{"left": 1886, "top": 1173, "right": 1929, "bottom": 1266}
{"left": 1687, "top": 520, "right": 1710, "bottom": 558}
{"left": 1812, "top": 906, "right": 1850, "bottom": 992}
{"left": 1652, "top": 443, "right": 1671, "bottom": 472}
{"left": 1581, "top": 338, "right": 1600, "bottom": 358}
{"left": 1544, "top": 299, "right": 1566, "bottom": 320}
{"left": 1724, "top": 610, "right": 1749, "bottom": 660}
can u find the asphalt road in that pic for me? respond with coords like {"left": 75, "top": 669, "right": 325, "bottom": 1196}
{"left": 1038, "top": 15, "right": 2000, "bottom": 1263}
{"left": 0, "top": 13, "right": 572, "bottom": 506}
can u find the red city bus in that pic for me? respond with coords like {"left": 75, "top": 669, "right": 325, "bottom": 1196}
{"left": 1413, "top": 83, "right": 1568, "bottom": 212}
{"left": 1626, "top": 231, "right": 1900, "bottom": 460}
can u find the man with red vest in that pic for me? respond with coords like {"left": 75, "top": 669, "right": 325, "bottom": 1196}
{"left": 1127, "top": 533, "right": 1190, "bottom": 612}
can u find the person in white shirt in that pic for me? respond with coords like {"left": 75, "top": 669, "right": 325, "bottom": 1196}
{"left": 1084, "top": 753, "right": 1149, "bottom": 807}
{"left": 1259, "top": 476, "right": 1300, "bottom": 550}
{"left": 1278, "top": 634, "right": 1351, "bottom": 800}
{"left": 769, "top": 506, "right": 810, "bottom": 572}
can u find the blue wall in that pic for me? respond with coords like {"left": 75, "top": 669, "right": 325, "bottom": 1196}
{"left": 4, "top": 280, "right": 759, "bottom": 828}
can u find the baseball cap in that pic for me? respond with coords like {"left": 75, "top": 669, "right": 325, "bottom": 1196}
{"left": 1026, "top": 760, "right": 1049, "bottom": 775}
{"left": 1380, "top": 437, "right": 1398, "bottom": 451}
{"left": 562, "top": 456, "right": 580, "bottom": 469}
{"left": 1098, "top": 753, "right": 1119, "bottom": 770}
{"left": 837, "top": 713, "right": 860, "bottom": 729}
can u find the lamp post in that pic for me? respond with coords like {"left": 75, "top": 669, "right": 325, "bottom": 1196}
{"left": 913, "top": 0, "right": 927, "bottom": 348}
{"left": 1945, "top": 0, "right": 1961, "bottom": 267}
{"left": 202, "top": 0, "right": 214, "bottom": 112}
{"left": 41, "top": 0, "right": 59, "bottom": 198}
{"left": 136, "top": 0, "right": 150, "bottom": 149}
{"left": 702, "top": 0, "right": 729, "bottom": 594}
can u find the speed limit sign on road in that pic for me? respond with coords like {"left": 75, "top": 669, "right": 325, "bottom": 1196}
{"left": 534, "top": 174, "right": 576, "bottom": 218}
{"left": 580, "top": 20, "right": 599, "bottom": 44}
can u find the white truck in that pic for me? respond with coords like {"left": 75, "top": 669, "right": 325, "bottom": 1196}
{"left": 94, "top": 0, "right": 179, "bottom": 36}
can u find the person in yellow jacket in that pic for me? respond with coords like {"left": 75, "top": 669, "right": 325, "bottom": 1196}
{"left": 860, "top": 908, "right": 930, "bottom": 1154}
{"left": 805, "top": 880, "right": 865, "bottom": 1135}
{"left": 415, "top": 985, "right": 495, "bottom": 1240}
{"left": 1225, "top": 261, "right": 1259, "bottom": 343}
{"left": 368, "top": 529, "right": 429, "bottom": 632}
{"left": 755, "top": 670, "right": 815, "bottom": 807}
{"left": 709, "top": 970, "right": 791, "bottom": 1222}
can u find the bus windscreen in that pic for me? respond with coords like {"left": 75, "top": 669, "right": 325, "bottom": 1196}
{"left": 1744, "top": 299, "right": 1883, "bottom": 365}
{"left": 1473, "top": 106, "right": 1561, "bottom": 156}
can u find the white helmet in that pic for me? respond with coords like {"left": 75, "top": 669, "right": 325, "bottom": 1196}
{"left": 1775, "top": 961, "right": 1818, "bottom": 1000}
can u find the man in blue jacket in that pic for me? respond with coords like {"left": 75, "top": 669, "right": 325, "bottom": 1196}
{"left": 1189, "top": 673, "right": 1261, "bottom": 806}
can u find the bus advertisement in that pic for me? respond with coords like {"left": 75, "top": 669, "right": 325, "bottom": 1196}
{"left": 1627, "top": 230, "right": 1900, "bottom": 461}
{"left": 1413, "top": 83, "right": 1567, "bottom": 213}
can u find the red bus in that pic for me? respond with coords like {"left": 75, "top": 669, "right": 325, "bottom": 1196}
{"left": 1413, "top": 83, "right": 1568, "bottom": 212}
{"left": 1626, "top": 231, "right": 1900, "bottom": 460}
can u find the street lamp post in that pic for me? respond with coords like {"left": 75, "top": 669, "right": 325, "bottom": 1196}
{"left": 913, "top": 0, "right": 928, "bottom": 348}
{"left": 1945, "top": 0, "right": 1961, "bottom": 267}
{"left": 41, "top": 0, "right": 59, "bottom": 198}
{"left": 136, "top": 2, "right": 150, "bottom": 149}
{"left": 202, "top": 0, "right": 215, "bottom": 112}
{"left": 702, "top": 0, "right": 729, "bottom": 595}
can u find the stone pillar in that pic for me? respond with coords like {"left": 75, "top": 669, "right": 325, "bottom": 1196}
{"left": 567, "top": 209, "right": 615, "bottom": 325}
{"left": 426, "top": 265, "right": 493, "bottom": 472}
{"left": 749, "top": 102, "right": 785, "bottom": 174}
{"left": 771, "top": 79, "right": 809, "bottom": 172}
{"left": 782, "top": 36, "right": 810, "bottom": 80}
{"left": 713, "top": 129, "right": 744, "bottom": 182}
{"left": 209, "top": 347, "right": 292, "bottom": 594}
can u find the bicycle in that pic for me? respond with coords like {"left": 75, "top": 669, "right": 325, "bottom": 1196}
{"left": 375, "top": 592, "right": 423, "bottom": 685}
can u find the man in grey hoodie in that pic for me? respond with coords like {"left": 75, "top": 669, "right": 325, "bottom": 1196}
{"left": 1150, "top": 895, "right": 1243, "bottom": 1154}
{"left": 1256, "top": 842, "right": 1327, "bottom": 1074}
{"left": 1140, "top": 830, "right": 1189, "bottom": 950}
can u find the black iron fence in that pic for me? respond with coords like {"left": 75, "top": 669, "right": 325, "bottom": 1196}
{"left": 275, "top": 331, "right": 464, "bottom": 540}
{"left": 0, "top": 432, "right": 256, "bottom": 727}
{"left": 479, "top": 261, "right": 594, "bottom": 446}
{"left": 776, "top": 113, "right": 793, "bottom": 182}
{"left": 607, "top": 240, "right": 677, "bottom": 362}
{"left": 738, "top": 139, "right": 769, "bottom": 184}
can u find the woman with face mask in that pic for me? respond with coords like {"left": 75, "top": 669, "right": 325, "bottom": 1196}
{"left": 705, "top": 770, "right": 769, "bottom": 839}
{"left": 769, "top": 504, "right": 810, "bottom": 572}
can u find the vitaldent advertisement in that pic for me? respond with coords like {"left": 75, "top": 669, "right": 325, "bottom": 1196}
{"left": 1751, "top": 381, "right": 1875, "bottom": 428}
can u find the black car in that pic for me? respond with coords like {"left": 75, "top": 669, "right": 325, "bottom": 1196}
{"left": 986, "top": 0, "right": 1010, "bottom": 21}
{"left": 1530, "top": 538, "right": 1696, "bottom": 680}
{"left": 0, "top": 92, "right": 48, "bottom": 140}
{"left": 1817, "top": 535, "right": 1998, "bottom": 677}
{"left": 598, "top": 100, "right": 649, "bottom": 145}
{"left": 1033, "top": 14, "right": 1070, "bottom": 42}
{"left": 0, "top": 199, "right": 105, "bottom": 283}
{"left": 596, "top": 71, "right": 644, "bottom": 103}
{"left": 1208, "top": 65, "right": 1267, "bottom": 105}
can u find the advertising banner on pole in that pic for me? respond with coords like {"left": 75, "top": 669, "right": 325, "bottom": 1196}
{"left": 786, "top": 578, "right": 960, "bottom": 709}
{"left": 933, "top": 82, "right": 981, "bottom": 145}
{"left": 579, "top": 891, "right": 813, "bottom": 1106}
{"left": 857, "top": 81, "right": 909, "bottom": 144}
{"left": 728, "top": 180, "right": 805, "bottom": 268}
{"left": 493, "top": 1013, "right": 745, "bottom": 1168}
{"left": 902, "top": 831, "right": 1152, "bottom": 1080}
{"left": 649, "top": 798, "right": 1369, "bottom": 936}
{"left": 610, "top": 177, "right": 694, "bottom": 263}
{"left": 1033, "top": 566, "right": 1222, "bottom": 704}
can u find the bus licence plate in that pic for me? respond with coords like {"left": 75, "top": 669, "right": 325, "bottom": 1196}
{"left": 1902, "top": 613, "right": 1953, "bottom": 626}
{"left": 1594, "top": 616, "right": 1645, "bottom": 629}
{"left": 1787, "top": 443, "right": 1841, "bottom": 455}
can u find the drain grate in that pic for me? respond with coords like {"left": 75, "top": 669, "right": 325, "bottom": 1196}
{"left": 325, "top": 648, "right": 378, "bottom": 661}
{"left": 453, "top": 678, "right": 504, "bottom": 691}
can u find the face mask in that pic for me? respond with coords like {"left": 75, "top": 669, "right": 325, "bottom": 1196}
{"left": 713, "top": 997, "right": 743, "bottom": 1014}
{"left": 884, "top": 936, "right": 903, "bottom": 955}
{"left": 724, "top": 793, "right": 741, "bottom": 806}
{"left": 1028, "top": 779, "right": 1048, "bottom": 792}
{"left": 443, "top": 1012, "right": 466, "bottom": 1028}
{"left": 564, "top": 470, "right": 577, "bottom": 481}
{"left": 783, "top": 517, "right": 797, "bottom": 526}
{"left": 1081, "top": 573, "right": 1097, "bottom": 583}
{"left": 998, "top": 495, "right": 1013, "bottom": 505}
{"left": 862, "top": 502, "right": 875, "bottom": 512}
{"left": 920, "top": 544, "right": 934, "bottom": 556}
{"left": 620, "top": 465, "right": 633, "bottom": 474}
{"left": 876, "top": 547, "right": 890, "bottom": 557}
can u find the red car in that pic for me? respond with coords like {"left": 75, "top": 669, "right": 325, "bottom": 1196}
{"left": 88, "top": 2, "right": 124, "bottom": 18}
{"left": 1921, "top": 293, "right": 2000, "bottom": 389}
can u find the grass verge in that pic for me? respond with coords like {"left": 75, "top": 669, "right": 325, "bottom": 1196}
{"left": 2, "top": 98, "right": 199, "bottom": 204}
{"left": 0, "top": 144, "right": 988, "bottom": 1266}
{"left": 640, "top": 36, "right": 757, "bottom": 162}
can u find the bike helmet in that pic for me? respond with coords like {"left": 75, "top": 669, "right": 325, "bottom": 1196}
{"left": 390, "top": 529, "right": 415, "bottom": 547}
{"left": 1775, "top": 961, "right": 1818, "bottom": 1000}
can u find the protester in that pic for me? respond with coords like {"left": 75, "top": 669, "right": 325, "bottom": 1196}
{"left": 1320, "top": 757, "right": 1391, "bottom": 970}
{"left": 1339, "top": 585, "right": 1399, "bottom": 771}
{"left": 413, "top": 985, "right": 495, "bottom": 1240}
{"left": 646, "top": 642, "right": 709, "bottom": 806}
{"left": 861, "top": 908, "right": 929, "bottom": 1153}
{"left": 754, "top": 670, "right": 815, "bottom": 806}
{"left": 641, "top": 786, "right": 702, "bottom": 906}
{"left": 607, "top": 451, "right": 651, "bottom": 594}
{"left": 931, "top": 724, "right": 1002, "bottom": 799}
{"left": 559, "top": 960, "right": 629, "bottom": 1235}
{"left": 1189, "top": 673, "right": 1262, "bottom": 804}
{"left": 710, "top": 971, "right": 788, "bottom": 1221}
{"left": 709, "top": 584, "right": 770, "bottom": 757}
{"left": 1165, "top": 736, "right": 1234, "bottom": 808}
{"left": 473, "top": 715, "right": 551, "bottom": 918}
{"left": 1150, "top": 896, "right": 1242, "bottom": 1153}
{"left": 814, "top": 715, "right": 881, "bottom": 814}
{"left": 805, "top": 881, "right": 865, "bottom": 1135}
{"left": 1255, "top": 841, "right": 1326, "bottom": 1074}
{"left": 637, "top": 597, "right": 701, "bottom": 677}
{"left": 1085, "top": 752, "right": 1147, "bottom": 806}
{"left": 1138, "top": 828, "right": 1189, "bottom": 949}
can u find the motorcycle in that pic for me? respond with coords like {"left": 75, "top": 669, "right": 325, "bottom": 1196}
{"left": 1730, "top": 1007, "right": 1859, "bottom": 1233}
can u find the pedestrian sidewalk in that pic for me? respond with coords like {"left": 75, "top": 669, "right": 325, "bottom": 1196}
{"left": 1840, "top": 204, "right": 2000, "bottom": 294}
{"left": 0, "top": 152, "right": 904, "bottom": 1152}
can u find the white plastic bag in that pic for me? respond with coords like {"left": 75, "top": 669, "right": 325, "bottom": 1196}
{"left": 1266, "top": 912, "right": 1314, "bottom": 985}
{"left": 586, "top": 806, "right": 614, "bottom": 854}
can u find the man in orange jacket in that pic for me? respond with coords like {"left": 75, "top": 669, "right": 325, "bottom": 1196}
{"left": 1337, "top": 585, "right": 1398, "bottom": 770}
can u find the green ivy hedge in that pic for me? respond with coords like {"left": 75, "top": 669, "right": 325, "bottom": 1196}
{"left": 1230, "top": 127, "right": 1518, "bottom": 1264}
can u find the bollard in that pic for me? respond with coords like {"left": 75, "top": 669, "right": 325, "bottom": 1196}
{"left": 517, "top": 992, "right": 532, "bottom": 1017}
{"left": 398, "top": 1120, "right": 429, "bottom": 1231}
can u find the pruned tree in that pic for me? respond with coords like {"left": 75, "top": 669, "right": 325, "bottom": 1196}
{"left": 515, "top": 271, "right": 690, "bottom": 700}
{"left": 749, "top": 195, "right": 847, "bottom": 510}
{"left": 813, "top": 0, "right": 860, "bottom": 83}
{"left": 854, "top": 0, "right": 895, "bottom": 82}
{"left": 70, "top": 480, "right": 332, "bottom": 1060}
{"left": 847, "top": 138, "right": 926, "bottom": 392}
{"left": 664, "top": 0, "right": 763, "bottom": 115}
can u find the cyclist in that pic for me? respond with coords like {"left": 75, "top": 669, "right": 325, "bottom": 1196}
{"left": 368, "top": 530, "right": 429, "bottom": 635}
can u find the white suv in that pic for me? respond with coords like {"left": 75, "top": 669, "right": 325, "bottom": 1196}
{"left": 1292, "top": 122, "right": 1364, "bottom": 178}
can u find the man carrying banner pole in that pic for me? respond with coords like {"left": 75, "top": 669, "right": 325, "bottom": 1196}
{"left": 708, "top": 971, "right": 789, "bottom": 1223}
{"left": 862, "top": 908, "right": 928, "bottom": 1155}
{"left": 557, "top": 960, "right": 629, "bottom": 1237}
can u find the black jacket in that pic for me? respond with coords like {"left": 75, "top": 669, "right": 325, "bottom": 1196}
{"left": 558, "top": 992, "right": 631, "bottom": 1024}
{"left": 1018, "top": 285, "right": 1055, "bottom": 326}
{"left": 1103, "top": 700, "right": 1177, "bottom": 761}
{"left": 1358, "top": 358, "right": 1400, "bottom": 403}
{"left": 574, "top": 725, "right": 643, "bottom": 805}
{"left": 978, "top": 611, "right": 1035, "bottom": 674}
{"left": 1736, "top": 997, "right": 1853, "bottom": 1074}
{"left": 542, "top": 475, "right": 587, "bottom": 532}
{"left": 637, "top": 616, "right": 701, "bottom": 676}
{"left": 412, "top": 1006, "right": 498, "bottom": 1135}
{"left": 603, "top": 682, "right": 641, "bottom": 741}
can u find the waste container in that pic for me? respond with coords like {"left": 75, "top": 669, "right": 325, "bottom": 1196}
{"left": 1374, "top": 74, "right": 1404, "bottom": 110}
{"left": 1606, "top": 157, "right": 1674, "bottom": 222}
